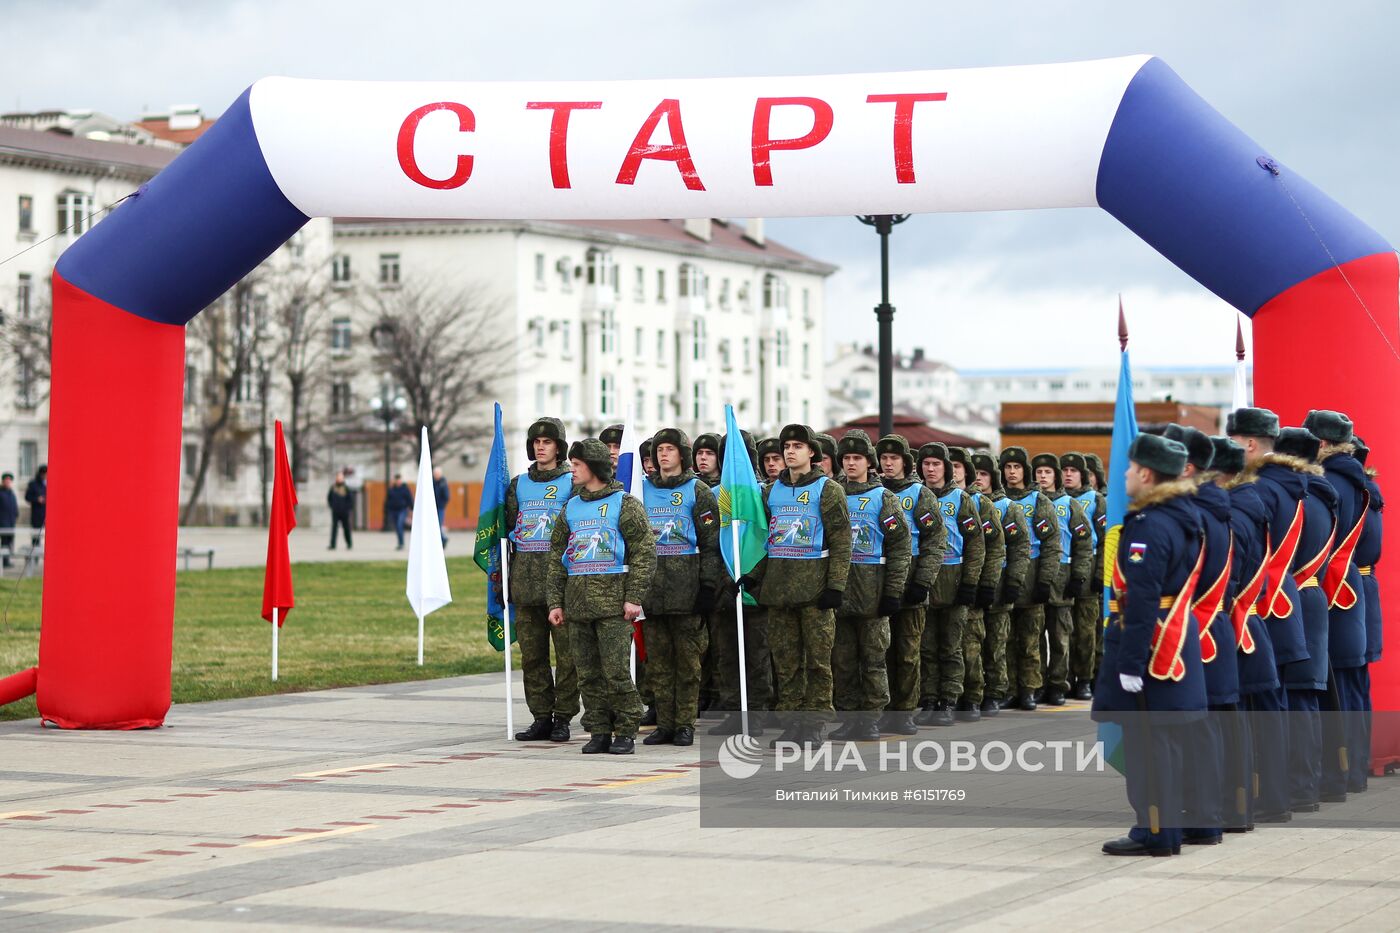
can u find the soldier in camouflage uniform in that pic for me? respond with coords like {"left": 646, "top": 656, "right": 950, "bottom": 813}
{"left": 815, "top": 433, "right": 838, "bottom": 479}
{"left": 1032, "top": 453, "right": 1095, "bottom": 706}
{"left": 690, "top": 432, "right": 723, "bottom": 716}
{"left": 640, "top": 438, "right": 656, "bottom": 480}
{"left": 758, "top": 436, "right": 784, "bottom": 482}
{"left": 639, "top": 428, "right": 721, "bottom": 747}
{"left": 877, "top": 434, "right": 946, "bottom": 734}
{"left": 1085, "top": 452, "right": 1109, "bottom": 675}
{"left": 1000, "top": 447, "right": 1064, "bottom": 710}
{"left": 949, "top": 446, "right": 1004, "bottom": 722}
{"left": 693, "top": 433, "right": 722, "bottom": 487}
{"left": 972, "top": 451, "right": 1031, "bottom": 715}
{"left": 600, "top": 422, "right": 654, "bottom": 723}
{"left": 1061, "top": 452, "right": 1106, "bottom": 700}
{"left": 600, "top": 424, "right": 624, "bottom": 466}
{"left": 740, "top": 424, "right": 853, "bottom": 747}
{"left": 709, "top": 430, "right": 776, "bottom": 736}
{"left": 915, "top": 442, "right": 985, "bottom": 726}
{"left": 546, "top": 438, "right": 657, "bottom": 755}
{"left": 832, "top": 430, "right": 911, "bottom": 741}
{"left": 505, "top": 418, "right": 580, "bottom": 742}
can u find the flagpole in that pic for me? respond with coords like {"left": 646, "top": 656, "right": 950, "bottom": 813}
{"left": 416, "top": 612, "right": 424, "bottom": 666}
{"left": 499, "top": 538, "right": 514, "bottom": 740}
{"left": 272, "top": 608, "right": 279, "bottom": 682}
{"left": 733, "top": 517, "right": 749, "bottom": 735}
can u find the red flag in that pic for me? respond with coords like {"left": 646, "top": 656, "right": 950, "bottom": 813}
{"left": 261, "top": 420, "right": 298, "bottom": 625}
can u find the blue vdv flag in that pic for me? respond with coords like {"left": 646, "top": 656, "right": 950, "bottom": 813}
{"left": 473, "top": 402, "right": 514, "bottom": 650}
{"left": 719, "top": 405, "right": 767, "bottom": 607}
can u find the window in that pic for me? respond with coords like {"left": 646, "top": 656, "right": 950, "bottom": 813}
{"left": 718, "top": 277, "right": 731, "bottom": 310}
{"left": 656, "top": 329, "right": 666, "bottom": 362}
{"left": 599, "top": 375, "right": 615, "bottom": 416}
{"left": 1073, "top": 379, "right": 1090, "bottom": 390}
{"left": 220, "top": 444, "right": 239, "bottom": 482}
{"left": 634, "top": 326, "right": 645, "bottom": 358}
{"left": 775, "top": 329, "right": 789, "bottom": 367}
{"left": 586, "top": 247, "right": 614, "bottom": 286}
{"left": 743, "top": 337, "right": 752, "bottom": 370}
{"left": 692, "top": 381, "right": 707, "bottom": 421}
{"left": 719, "top": 339, "right": 732, "bottom": 371}
{"left": 801, "top": 343, "right": 810, "bottom": 374}
{"left": 994, "top": 379, "right": 1010, "bottom": 391}
{"left": 679, "top": 262, "right": 703, "bottom": 299}
{"left": 16, "top": 274, "right": 31, "bottom": 319}
{"left": 16, "top": 358, "right": 35, "bottom": 409}
{"left": 17, "top": 195, "right": 33, "bottom": 234}
{"left": 802, "top": 288, "right": 811, "bottom": 319}
{"left": 776, "top": 385, "right": 789, "bottom": 422}
{"left": 532, "top": 320, "right": 545, "bottom": 350}
{"left": 378, "top": 253, "right": 400, "bottom": 285}
{"left": 692, "top": 317, "right": 706, "bottom": 361}
{"left": 634, "top": 389, "right": 645, "bottom": 422}
{"left": 559, "top": 384, "right": 572, "bottom": 415}
{"left": 656, "top": 393, "right": 666, "bottom": 422}
{"left": 331, "top": 253, "right": 351, "bottom": 284}
{"left": 56, "top": 191, "right": 93, "bottom": 236}
{"left": 534, "top": 253, "right": 546, "bottom": 288}
{"left": 1047, "top": 379, "right": 1065, "bottom": 391}
{"left": 599, "top": 309, "right": 617, "bottom": 355}
{"left": 330, "top": 317, "right": 352, "bottom": 351}
{"left": 185, "top": 365, "right": 199, "bottom": 406}
{"left": 183, "top": 443, "right": 198, "bottom": 479}
{"left": 331, "top": 381, "right": 352, "bottom": 415}
{"left": 235, "top": 370, "right": 259, "bottom": 403}
{"left": 763, "top": 273, "right": 788, "bottom": 309}
{"left": 559, "top": 321, "right": 572, "bottom": 355}
{"left": 634, "top": 266, "right": 645, "bottom": 301}
{"left": 558, "top": 256, "right": 573, "bottom": 291}
{"left": 535, "top": 382, "right": 546, "bottom": 410}
{"left": 656, "top": 269, "right": 666, "bottom": 302}
{"left": 802, "top": 399, "right": 810, "bottom": 422}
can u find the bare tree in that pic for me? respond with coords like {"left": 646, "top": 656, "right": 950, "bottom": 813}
{"left": 362, "top": 281, "right": 513, "bottom": 462}
{"left": 3, "top": 284, "right": 53, "bottom": 410}
{"left": 267, "top": 253, "right": 340, "bottom": 486}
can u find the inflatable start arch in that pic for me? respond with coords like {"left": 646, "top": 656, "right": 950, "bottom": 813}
{"left": 18, "top": 56, "right": 1400, "bottom": 764}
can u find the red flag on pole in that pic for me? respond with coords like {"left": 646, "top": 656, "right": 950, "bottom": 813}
{"left": 261, "top": 420, "right": 298, "bottom": 625}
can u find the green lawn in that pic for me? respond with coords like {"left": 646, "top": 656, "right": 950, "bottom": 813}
{"left": 0, "top": 558, "right": 513, "bottom": 722}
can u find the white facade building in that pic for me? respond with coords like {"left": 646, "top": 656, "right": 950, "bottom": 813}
{"left": 330, "top": 217, "right": 836, "bottom": 470}
{"left": 958, "top": 365, "right": 1251, "bottom": 408}
{"left": 825, "top": 342, "right": 998, "bottom": 442}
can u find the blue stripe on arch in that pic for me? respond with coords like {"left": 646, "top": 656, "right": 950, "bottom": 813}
{"left": 56, "top": 86, "right": 308, "bottom": 327}
{"left": 1096, "top": 57, "right": 1391, "bottom": 316}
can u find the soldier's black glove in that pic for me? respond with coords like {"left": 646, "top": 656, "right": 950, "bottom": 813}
{"left": 1064, "top": 576, "right": 1087, "bottom": 599}
{"left": 1001, "top": 583, "right": 1023, "bottom": 606}
{"left": 817, "top": 588, "right": 844, "bottom": 610}
{"left": 737, "top": 574, "right": 760, "bottom": 595}
{"left": 903, "top": 583, "right": 929, "bottom": 606}
{"left": 975, "top": 585, "right": 997, "bottom": 609}
{"left": 694, "top": 586, "right": 717, "bottom": 615}
{"left": 1031, "top": 579, "right": 1052, "bottom": 604}
{"left": 878, "top": 594, "right": 902, "bottom": 617}
{"left": 955, "top": 583, "right": 978, "bottom": 606}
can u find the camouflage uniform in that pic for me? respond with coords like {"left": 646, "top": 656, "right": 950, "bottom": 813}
{"left": 757, "top": 435, "right": 785, "bottom": 483}
{"left": 747, "top": 425, "right": 853, "bottom": 731}
{"left": 1033, "top": 453, "right": 1095, "bottom": 701}
{"left": 1000, "top": 446, "right": 1064, "bottom": 708}
{"left": 709, "top": 431, "right": 775, "bottom": 732}
{"left": 641, "top": 430, "right": 722, "bottom": 737}
{"left": 878, "top": 434, "right": 946, "bottom": 729}
{"left": 953, "top": 446, "right": 1005, "bottom": 716}
{"left": 546, "top": 442, "right": 657, "bottom": 741}
{"left": 1061, "top": 452, "right": 1107, "bottom": 696}
{"left": 974, "top": 451, "right": 1032, "bottom": 711}
{"left": 505, "top": 419, "right": 580, "bottom": 732}
{"left": 1084, "top": 452, "right": 1109, "bottom": 675}
{"left": 917, "top": 443, "right": 986, "bottom": 720}
{"left": 833, "top": 432, "right": 911, "bottom": 733}
{"left": 815, "top": 433, "right": 839, "bottom": 479}
{"left": 690, "top": 434, "right": 723, "bottom": 714}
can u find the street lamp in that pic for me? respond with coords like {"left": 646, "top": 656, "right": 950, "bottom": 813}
{"left": 855, "top": 214, "right": 910, "bottom": 440}
{"left": 368, "top": 381, "right": 407, "bottom": 493}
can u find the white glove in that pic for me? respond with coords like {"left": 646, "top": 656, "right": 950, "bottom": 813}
{"left": 1120, "top": 673, "right": 1144, "bottom": 694}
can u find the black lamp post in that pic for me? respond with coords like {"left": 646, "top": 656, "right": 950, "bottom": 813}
{"left": 368, "top": 380, "right": 406, "bottom": 492}
{"left": 855, "top": 213, "right": 910, "bottom": 440}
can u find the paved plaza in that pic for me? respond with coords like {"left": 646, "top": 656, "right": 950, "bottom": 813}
{"left": 2, "top": 674, "right": 1400, "bottom": 931}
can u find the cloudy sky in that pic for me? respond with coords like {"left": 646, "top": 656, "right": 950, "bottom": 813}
{"left": 7, "top": 0, "right": 1395, "bottom": 370}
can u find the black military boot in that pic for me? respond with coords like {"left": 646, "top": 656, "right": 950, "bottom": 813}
{"left": 853, "top": 716, "right": 882, "bottom": 741}
{"left": 515, "top": 717, "right": 552, "bottom": 742}
{"left": 889, "top": 712, "right": 920, "bottom": 735}
{"left": 708, "top": 713, "right": 742, "bottom": 736}
{"left": 769, "top": 719, "right": 801, "bottom": 749}
{"left": 643, "top": 727, "right": 675, "bottom": 746}
{"left": 998, "top": 695, "right": 1018, "bottom": 710}
{"left": 930, "top": 700, "right": 955, "bottom": 727}
{"left": 640, "top": 704, "right": 658, "bottom": 727}
{"left": 1071, "top": 680, "right": 1093, "bottom": 701}
{"left": 801, "top": 722, "right": 826, "bottom": 747}
{"left": 581, "top": 734, "right": 612, "bottom": 754}
{"left": 608, "top": 735, "right": 635, "bottom": 755}
{"left": 954, "top": 699, "right": 981, "bottom": 723}
{"left": 980, "top": 696, "right": 1001, "bottom": 718}
{"left": 913, "top": 702, "right": 938, "bottom": 726}
{"left": 549, "top": 718, "right": 571, "bottom": 742}
{"left": 1043, "top": 688, "right": 1066, "bottom": 707}
{"left": 672, "top": 726, "right": 694, "bottom": 747}
{"left": 1018, "top": 692, "right": 1037, "bottom": 712}
{"left": 829, "top": 718, "right": 857, "bottom": 741}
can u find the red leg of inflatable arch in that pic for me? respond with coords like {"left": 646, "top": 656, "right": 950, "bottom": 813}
{"left": 1252, "top": 250, "right": 1400, "bottom": 771}
{"left": 35, "top": 273, "right": 185, "bottom": 729}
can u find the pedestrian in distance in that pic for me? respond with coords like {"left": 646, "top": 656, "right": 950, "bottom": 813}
{"left": 326, "top": 470, "right": 354, "bottom": 550}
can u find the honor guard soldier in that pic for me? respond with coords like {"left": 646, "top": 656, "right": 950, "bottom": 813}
{"left": 710, "top": 430, "right": 776, "bottom": 736}
{"left": 1163, "top": 425, "right": 1236, "bottom": 845}
{"left": 1032, "top": 453, "right": 1094, "bottom": 706}
{"left": 950, "top": 446, "right": 1004, "bottom": 722}
{"left": 506, "top": 418, "right": 580, "bottom": 742}
{"left": 693, "top": 434, "right": 723, "bottom": 487}
{"left": 814, "top": 433, "right": 839, "bottom": 479}
{"left": 972, "top": 451, "right": 1031, "bottom": 716}
{"left": 877, "top": 434, "right": 946, "bottom": 734}
{"left": 999, "top": 447, "right": 1064, "bottom": 710}
{"left": 640, "top": 438, "right": 657, "bottom": 480}
{"left": 1094, "top": 434, "right": 1206, "bottom": 857}
{"left": 600, "top": 424, "right": 624, "bottom": 466}
{"left": 740, "top": 424, "right": 853, "bottom": 747}
{"left": 545, "top": 438, "right": 656, "bottom": 755}
{"left": 758, "top": 436, "right": 784, "bottom": 483}
{"left": 1302, "top": 411, "right": 1370, "bottom": 803}
{"left": 1061, "top": 452, "right": 1106, "bottom": 700}
{"left": 831, "top": 431, "right": 911, "bottom": 740}
{"left": 690, "top": 431, "right": 723, "bottom": 719}
{"left": 1274, "top": 427, "right": 1338, "bottom": 813}
{"left": 1228, "top": 407, "right": 1310, "bottom": 821}
{"left": 1353, "top": 435, "right": 1383, "bottom": 790}
{"left": 640, "top": 428, "right": 722, "bottom": 747}
{"left": 916, "top": 442, "right": 985, "bottom": 725}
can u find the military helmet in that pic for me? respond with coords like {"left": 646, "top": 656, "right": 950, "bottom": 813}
{"left": 650, "top": 427, "right": 692, "bottom": 472}
{"left": 568, "top": 437, "right": 614, "bottom": 483}
{"left": 598, "top": 424, "right": 624, "bottom": 447}
{"left": 971, "top": 450, "right": 1003, "bottom": 492}
{"left": 876, "top": 433, "right": 915, "bottom": 476}
{"left": 778, "top": 423, "right": 821, "bottom": 459}
{"left": 837, "top": 429, "right": 878, "bottom": 470}
{"left": 1030, "top": 452, "right": 1062, "bottom": 489}
{"left": 525, "top": 417, "right": 567, "bottom": 463}
{"left": 814, "top": 432, "right": 838, "bottom": 466}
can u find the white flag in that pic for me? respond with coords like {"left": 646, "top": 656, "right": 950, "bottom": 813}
{"left": 407, "top": 426, "right": 452, "bottom": 619}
